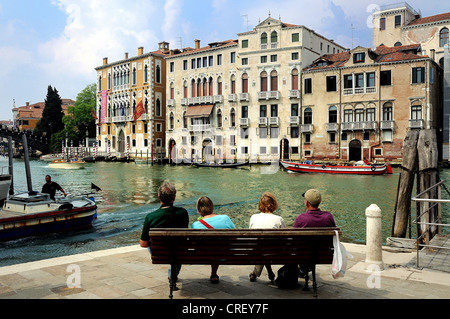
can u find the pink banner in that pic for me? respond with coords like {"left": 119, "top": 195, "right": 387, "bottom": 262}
{"left": 101, "top": 90, "right": 107, "bottom": 124}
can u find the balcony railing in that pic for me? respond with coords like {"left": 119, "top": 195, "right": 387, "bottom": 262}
{"left": 180, "top": 98, "right": 188, "bottom": 106}
{"left": 289, "top": 116, "right": 300, "bottom": 126}
{"left": 240, "top": 118, "right": 249, "bottom": 127}
{"left": 326, "top": 123, "right": 339, "bottom": 132}
{"left": 189, "top": 124, "right": 212, "bottom": 132}
{"left": 300, "top": 124, "right": 314, "bottom": 133}
{"left": 239, "top": 93, "right": 249, "bottom": 101}
{"left": 213, "top": 95, "right": 223, "bottom": 103}
{"left": 343, "top": 87, "right": 377, "bottom": 95}
{"left": 269, "top": 117, "right": 279, "bottom": 126}
{"left": 258, "top": 117, "right": 268, "bottom": 126}
{"left": 112, "top": 116, "right": 126, "bottom": 123}
{"left": 380, "top": 120, "right": 395, "bottom": 130}
{"left": 410, "top": 119, "right": 424, "bottom": 129}
{"left": 257, "top": 91, "right": 280, "bottom": 100}
{"left": 167, "top": 99, "right": 175, "bottom": 107}
{"left": 342, "top": 121, "right": 377, "bottom": 130}
{"left": 289, "top": 90, "right": 300, "bottom": 99}
{"left": 228, "top": 94, "right": 237, "bottom": 102}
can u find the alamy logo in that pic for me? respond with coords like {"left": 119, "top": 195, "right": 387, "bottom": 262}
{"left": 66, "top": 264, "right": 81, "bottom": 289}
{"left": 367, "top": 4, "right": 381, "bottom": 30}
{"left": 366, "top": 264, "right": 382, "bottom": 289}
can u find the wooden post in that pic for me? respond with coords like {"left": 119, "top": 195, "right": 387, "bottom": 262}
{"left": 417, "top": 129, "right": 439, "bottom": 244}
{"left": 392, "top": 130, "right": 419, "bottom": 238}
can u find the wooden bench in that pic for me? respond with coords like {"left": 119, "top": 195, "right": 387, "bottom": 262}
{"left": 149, "top": 227, "right": 341, "bottom": 299}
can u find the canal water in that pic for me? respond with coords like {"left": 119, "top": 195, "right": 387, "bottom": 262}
{"left": 0, "top": 159, "right": 449, "bottom": 267}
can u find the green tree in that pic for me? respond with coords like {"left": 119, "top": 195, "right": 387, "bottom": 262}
{"left": 58, "top": 83, "right": 97, "bottom": 150}
{"left": 34, "top": 85, "right": 64, "bottom": 140}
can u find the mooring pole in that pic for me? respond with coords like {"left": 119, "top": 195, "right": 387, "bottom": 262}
{"left": 22, "top": 134, "right": 33, "bottom": 192}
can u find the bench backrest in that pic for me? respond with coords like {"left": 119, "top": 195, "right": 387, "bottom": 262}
{"left": 149, "top": 228, "right": 341, "bottom": 265}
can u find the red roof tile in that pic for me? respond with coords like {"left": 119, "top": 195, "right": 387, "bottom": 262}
{"left": 408, "top": 12, "right": 450, "bottom": 26}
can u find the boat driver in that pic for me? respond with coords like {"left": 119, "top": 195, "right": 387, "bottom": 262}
{"left": 42, "top": 175, "right": 67, "bottom": 200}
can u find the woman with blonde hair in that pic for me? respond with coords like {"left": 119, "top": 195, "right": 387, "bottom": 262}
{"left": 248, "top": 192, "right": 286, "bottom": 282}
{"left": 192, "top": 196, "right": 235, "bottom": 283}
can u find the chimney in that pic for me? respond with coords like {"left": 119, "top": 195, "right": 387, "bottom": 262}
{"left": 26, "top": 102, "right": 29, "bottom": 107}
{"left": 125, "top": 52, "right": 129, "bottom": 59}
{"left": 138, "top": 47, "right": 144, "bottom": 55}
{"left": 103, "top": 57, "right": 108, "bottom": 65}
{"left": 195, "top": 39, "right": 201, "bottom": 49}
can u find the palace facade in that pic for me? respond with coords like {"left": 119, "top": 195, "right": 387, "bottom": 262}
{"left": 165, "top": 16, "right": 346, "bottom": 163}
{"left": 94, "top": 44, "right": 168, "bottom": 158}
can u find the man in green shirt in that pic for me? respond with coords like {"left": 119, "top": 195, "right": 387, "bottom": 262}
{"left": 140, "top": 182, "right": 189, "bottom": 287}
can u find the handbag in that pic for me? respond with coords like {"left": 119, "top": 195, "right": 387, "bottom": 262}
{"left": 331, "top": 230, "right": 352, "bottom": 279}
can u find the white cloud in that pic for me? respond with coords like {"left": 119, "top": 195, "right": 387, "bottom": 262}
{"left": 0, "top": 46, "right": 32, "bottom": 74}
{"left": 39, "top": 0, "right": 161, "bottom": 79}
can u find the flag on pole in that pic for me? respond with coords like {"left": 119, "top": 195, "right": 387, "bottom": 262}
{"left": 133, "top": 100, "right": 145, "bottom": 123}
{"left": 92, "top": 108, "right": 98, "bottom": 120}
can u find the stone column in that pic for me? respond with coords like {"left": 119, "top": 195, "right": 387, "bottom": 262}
{"left": 365, "top": 204, "right": 384, "bottom": 270}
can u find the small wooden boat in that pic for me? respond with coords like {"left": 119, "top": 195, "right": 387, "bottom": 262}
{"left": 0, "top": 192, "right": 97, "bottom": 241}
{"left": 48, "top": 159, "right": 86, "bottom": 170}
{"left": 280, "top": 160, "right": 392, "bottom": 175}
{"left": 192, "top": 161, "right": 250, "bottom": 168}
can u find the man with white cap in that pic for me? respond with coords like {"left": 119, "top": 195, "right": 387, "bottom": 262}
{"left": 294, "top": 189, "right": 336, "bottom": 228}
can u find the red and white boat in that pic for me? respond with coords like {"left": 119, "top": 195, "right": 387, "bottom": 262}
{"left": 280, "top": 160, "right": 392, "bottom": 175}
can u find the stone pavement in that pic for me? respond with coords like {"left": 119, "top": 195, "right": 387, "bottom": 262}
{"left": 0, "top": 242, "right": 449, "bottom": 300}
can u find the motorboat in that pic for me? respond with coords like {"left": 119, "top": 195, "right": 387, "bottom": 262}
{"left": 192, "top": 161, "right": 250, "bottom": 168}
{"left": 0, "top": 192, "right": 97, "bottom": 241}
{"left": 0, "top": 166, "right": 11, "bottom": 203}
{"left": 280, "top": 160, "right": 392, "bottom": 175}
{"left": 48, "top": 159, "right": 87, "bottom": 170}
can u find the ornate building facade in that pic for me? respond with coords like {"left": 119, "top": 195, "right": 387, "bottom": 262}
{"left": 94, "top": 44, "right": 168, "bottom": 158}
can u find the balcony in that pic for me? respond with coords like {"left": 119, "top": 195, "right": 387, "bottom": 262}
{"left": 257, "top": 91, "right": 280, "bottom": 100}
{"left": 300, "top": 124, "right": 314, "bottom": 133}
{"left": 326, "top": 123, "right": 339, "bottom": 132}
{"left": 140, "top": 114, "right": 149, "bottom": 121}
{"left": 213, "top": 95, "right": 223, "bottom": 103}
{"left": 289, "top": 90, "right": 300, "bottom": 99}
{"left": 269, "top": 117, "right": 279, "bottom": 126}
{"left": 228, "top": 94, "right": 237, "bottom": 102}
{"left": 342, "top": 121, "right": 377, "bottom": 131}
{"left": 258, "top": 117, "right": 268, "bottom": 126}
{"left": 239, "top": 93, "right": 249, "bottom": 101}
{"left": 180, "top": 98, "right": 188, "bottom": 106}
{"left": 189, "top": 124, "right": 212, "bottom": 132}
{"left": 364, "top": 121, "right": 377, "bottom": 130}
{"left": 380, "top": 120, "right": 394, "bottom": 130}
{"left": 410, "top": 119, "right": 424, "bottom": 129}
{"left": 112, "top": 116, "right": 126, "bottom": 123}
{"left": 167, "top": 99, "right": 175, "bottom": 107}
{"left": 240, "top": 118, "right": 249, "bottom": 127}
{"left": 343, "top": 87, "right": 377, "bottom": 96}
{"left": 289, "top": 116, "right": 300, "bottom": 126}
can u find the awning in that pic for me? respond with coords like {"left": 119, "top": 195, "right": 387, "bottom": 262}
{"left": 184, "top": 104, "right": 214, "bottom": 118}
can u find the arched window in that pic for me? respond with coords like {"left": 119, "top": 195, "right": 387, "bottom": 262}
{"left": 191, "top": 79, "right": 196, "bottom": 98}
{"left": 230, "top": 108, "right": 236, "bottom": 127}
{"left": 170, "top": 83, "right": 175, "bottom": 100}
{"left": 203, "top": 78, "right": 207, "bottom": 97}
{"left": 144, "top": 64, "right": 148, "bottom": 83}
{"left": 156, "top": 99, "right": 161, "bottom": 117}
{"left": 261, "top": 32, "right": 268, "bottom": 44}
{"left": 230, "top": 75, "right": 236, "bottom": 94}
{"left": 183, "top": 81, "right": 188, "bottom": 98}
{"left": 169, "top": 112, "right": 174, "bottom": 130}
{"left": 328, "top": 106, "right": 337, "bottom": 123}
{"left": 260, "top": 71, "right": 268, "bottom": 92}
{"left": 440, "top": 27, "right": 449, "bottom": 47}
{"left": 383, "top": 102, "right": 393, "bottom": 121}
{"left": 183, "top": 111, "right": 187, "bottom": 129}
{"left": 291, "top": 68, "right": 299, "bottom": 90}
{"left": 394, "top": 41, "right": 402, "bottom": 47}
{"left": 217, "top": 77, "right": 223, "bottom": 95}
{"left": 242, "top": 73, "right": 248, "bottom": 93}
{"left": 271, "top": 31, "right": 278, "bottom": 43}
{"left": 304, "top": 108, "right": 312, "bottom": 124}
{"left": 209, "top": 77, "right": 214, "bottom": 96}
{"left": 156, "top": 65, "right": 161, "bottom": 83}
{"left": 197, "top": 79, "right": 202, "bottom": 97}
{"left": 98, "top": 76, "right": 102, "bottom": 91}
{"left": 217, "top": 109, "right": 222, "bottom": 128}
{"left": 270, "top": 70, "right": 278, "bottom": 91}
{"left": 132, "top": 67, "right": 137, "bottom": 85}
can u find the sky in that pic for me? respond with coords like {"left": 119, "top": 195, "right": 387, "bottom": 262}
{"left": 0, "top": 0, "right": 449, "bottom": 122}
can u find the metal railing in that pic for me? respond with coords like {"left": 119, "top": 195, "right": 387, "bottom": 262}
{"left": 411, "top": 180, "right": 450, "bottom": 268}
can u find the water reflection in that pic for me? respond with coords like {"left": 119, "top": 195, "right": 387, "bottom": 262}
{"left": 1, "top": 159, "right": 448, "bottom": 267}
